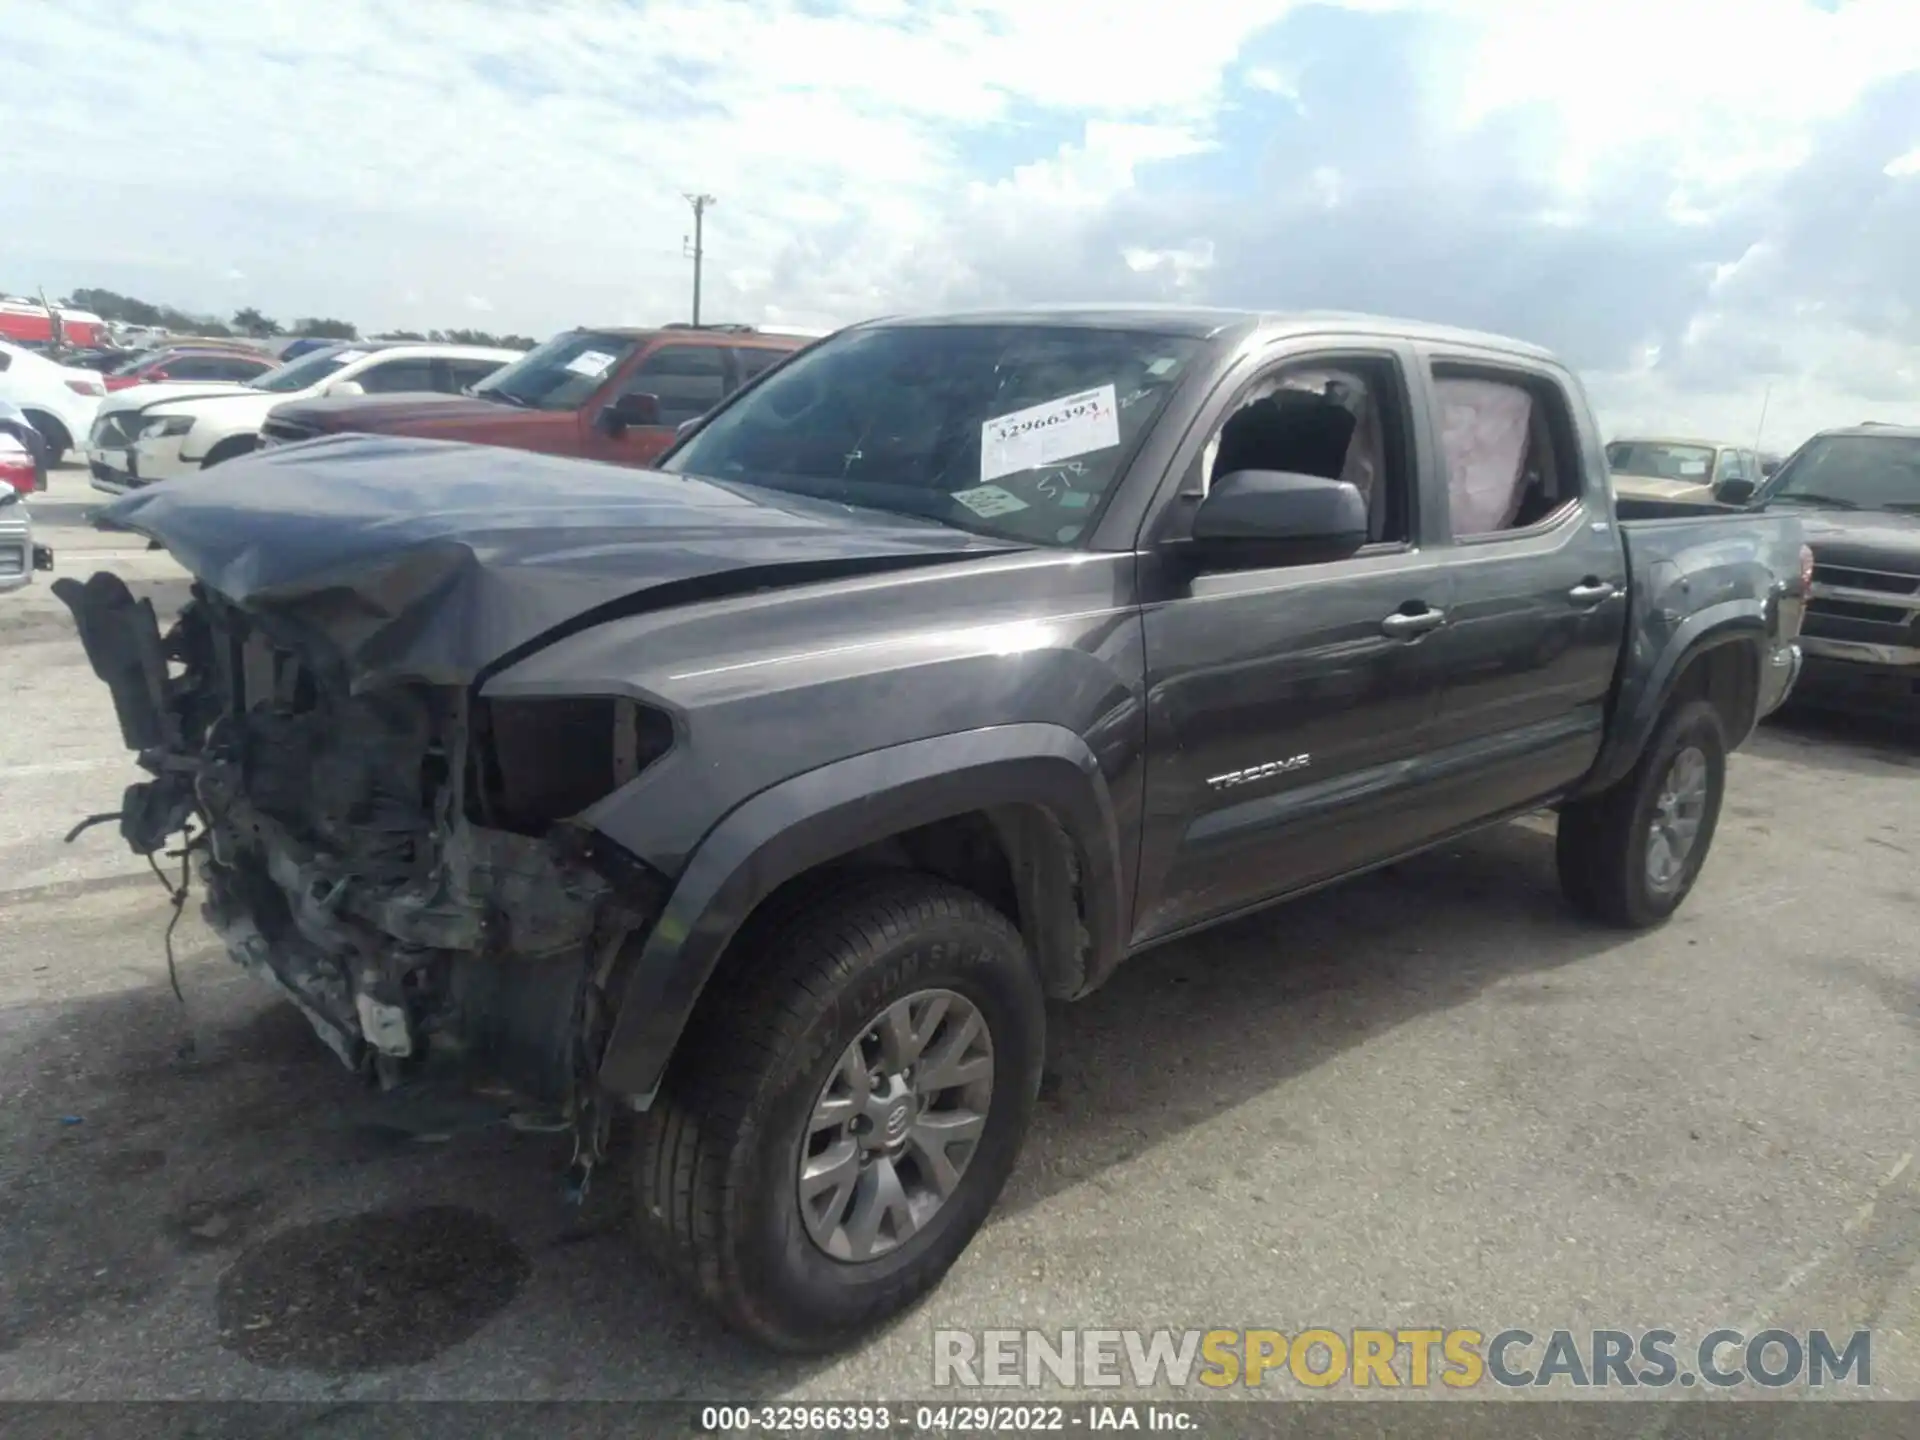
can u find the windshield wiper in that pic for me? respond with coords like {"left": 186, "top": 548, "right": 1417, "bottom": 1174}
{"left": 1773, "top": 492, "right": 1860, "bottom": 510}
{"left": 475, "top": 388, "right": 528, "bottom": 407}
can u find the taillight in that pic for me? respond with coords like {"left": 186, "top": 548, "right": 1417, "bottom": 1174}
{"left": 1799, "top": 544, "right": 1815, "bottom": 595}
{"left": 0, "top": 451, "right": 34, "bottom": 495}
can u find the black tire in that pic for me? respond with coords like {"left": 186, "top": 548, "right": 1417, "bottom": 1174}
{"left": 633, "top": 873, "right": 1044, "bottom": 1353}
{"left": 1557, "top": 699, "right": 1727, "bottom": 929}
{"left": 22, "top": 412, "right": 68, "bottom": 469}
{"left": 201, "top": 435, "right": 259, "bottom": 468}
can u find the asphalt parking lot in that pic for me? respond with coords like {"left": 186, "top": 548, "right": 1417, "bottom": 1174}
{"left": 3, "top": 465, "right": 1919, "bottom": 1406}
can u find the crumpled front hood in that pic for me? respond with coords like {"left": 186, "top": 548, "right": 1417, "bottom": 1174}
{"left": 92, "top": 433, "right": 1017, "bottom": 689}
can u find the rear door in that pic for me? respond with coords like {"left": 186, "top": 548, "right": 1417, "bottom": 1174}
{"left": 442, "top": 356, "right": 509, "bottom": 394}
{"left": 355, "top": 355, "right": 442, "bottom": 395}
{"left": 730, "top": 344, "right": 791, "bottom": 390}
{"left": 1412, "top": 352, "right": 1629, "bottom": 824}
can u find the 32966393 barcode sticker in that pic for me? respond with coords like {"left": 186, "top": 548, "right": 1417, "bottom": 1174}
{"left": 980, "top": 383, "right": 1120, "bottom": 483}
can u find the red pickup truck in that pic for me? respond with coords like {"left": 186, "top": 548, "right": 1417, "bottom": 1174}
{"left": 257, "top": 324, "right": 815, "bottom": 466}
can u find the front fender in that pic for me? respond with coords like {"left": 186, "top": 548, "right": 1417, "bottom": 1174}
{"left": 594, "top": 723, "right": 1123, "bottom": 1101}
{"left": 1576, "top": 599, "right": 1766, "bottom": 797}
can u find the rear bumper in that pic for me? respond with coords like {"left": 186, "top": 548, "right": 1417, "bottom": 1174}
{"left": 0, "top": 514, "right": 32, "bottom": 593}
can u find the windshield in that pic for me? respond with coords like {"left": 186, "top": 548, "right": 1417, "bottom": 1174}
{"left": 1605, "top": 441, "right": 1715, "bottom": 481}
{"left": 108, "top": 349, "right": 160, "bottom": 376}
{"left": 661, "top": 323, "right": 1206, "bottom": 545}
{"left": 1765, "top": 434, "right": 1920, "bottom": 512}
{"left": 470, "top": 330, "right": 638, "bottom": 410}
{"left": 247, "top": 345, "right": 359, "bottom": 393}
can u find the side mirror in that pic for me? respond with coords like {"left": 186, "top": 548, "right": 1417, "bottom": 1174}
{"left": 328, "top": 379, "right": 365, "bottom": 397}
{"left": 597, "top": 391, "right": 661, "bottom": 435}
{"left": 1713, "top": 477, "right": 1757, "bottom": 506}
{"left": 1184, "top": 469, "right": 1369, "bottom": 566}
{"left": 0, "top": 486, "right": 20, "bottom": 508}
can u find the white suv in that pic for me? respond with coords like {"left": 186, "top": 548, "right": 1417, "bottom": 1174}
{"left": 0, "top": 340, "right": 108, "bottom": 467}
{"left": 87, "top": 341, "right": 519, "bottom": 494}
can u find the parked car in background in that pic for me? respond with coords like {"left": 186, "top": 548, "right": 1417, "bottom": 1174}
{"left": 1605, "top": 437, "right": 1766, "bottom": 505}
{"left": 269, "top": 336, "right": 342, "bottom": 362}
{"left": 86, "top": 341, "right": 520, "bottom": 494}
{"left": 64, "top": 347, "right": 140, "bottom": 373}
{"left": 0, "top": 339, "right": 107, "bottom": 466}
{"left": 258, "top": 323, "right": 814, "bottom": 467}
{"left": 0, "top": 398, "right": 46, "bottom": 495}
{"left": 0, "top": 475, "right": 48, "bottom": 594}
{"left": 0, "top": 299, "right": 109, "bottom": 349}
{"left": 0, "top": 396, "right": 49, "bottom": 493}
{"left": 102, "top": 345, "right": 277, "bottom": 391}
{"left": 60, "top": 307, "right": 1806, "bottom": 1352}
{"left": 1733, "top": 423, "right": 1920, "bottom": 719}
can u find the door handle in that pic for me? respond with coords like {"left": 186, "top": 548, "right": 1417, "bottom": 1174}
{"left": 1380, "top": 607, "right": 1446, "bottom": 639}
{"left": 1568, "top": 580, "right": 1617, "bottom": 605}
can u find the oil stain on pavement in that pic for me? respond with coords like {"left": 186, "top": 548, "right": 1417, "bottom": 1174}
{"left": 215, "top": 1205, "right": 530, "bottom": 1372}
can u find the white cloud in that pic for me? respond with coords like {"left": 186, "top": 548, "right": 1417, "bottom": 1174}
{"left": 2, "top": 0, "right": 1915, "bottom": 440}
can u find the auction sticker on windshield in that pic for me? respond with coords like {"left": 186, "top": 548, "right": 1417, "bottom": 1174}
{"left": 981, "top": 384, "right": 1120, "bottom": 483}
{"left": 566, "top": 350, "right": 618, "bottom": 378}
{"left": 951, "top": 484, "right": 1030, "bottom": 518}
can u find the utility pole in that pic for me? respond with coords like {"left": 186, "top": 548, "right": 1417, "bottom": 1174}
{"left": 683, "top": 193, "right": 716, "bottom": 327}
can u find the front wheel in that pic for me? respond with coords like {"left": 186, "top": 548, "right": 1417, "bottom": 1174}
{"left": 632, "top": 873, "right": 1045, "bottom": 1352}
{"left": 1557, "top": 699, "right": 1728, "bottom": 928}
{"left": 23, "top": 412, "right": 68, "bottom": 469}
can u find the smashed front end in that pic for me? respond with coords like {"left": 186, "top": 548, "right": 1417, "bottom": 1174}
{"left": 55, "top": 570, "right": 669, "bottom": 1167}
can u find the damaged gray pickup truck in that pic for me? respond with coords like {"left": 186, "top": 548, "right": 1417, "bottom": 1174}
{"left": 59, "top": 308, "right": 1807, "bottom": 1352}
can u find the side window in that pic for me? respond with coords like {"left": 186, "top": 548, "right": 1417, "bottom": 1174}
{"left": 732, "top": 346, "right": 788, "bottom": 386}
{"left": 1432, "top": 369, "right": 1581, "bottom": 539}
{"left": 624, "top": 344, "right": 727, "bottom": 426}
{"left": 163, "top": 355, "right": 223, "bottom": 380}
{"left": 212, "top": 356, "right": 270, "bottom": 381}
{"left": 1193, "top": 355, "right": 1414, "bottom": 548}
{"left": 448, "top": 358, "right": 504, "bottom": 391}
{"left": 357, "top": 357, "right": 440, "bottom": 394}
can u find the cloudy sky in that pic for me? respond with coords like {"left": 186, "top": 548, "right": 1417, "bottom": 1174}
{"left": 5, "top": 0, "right": 1916, "bottom": 446}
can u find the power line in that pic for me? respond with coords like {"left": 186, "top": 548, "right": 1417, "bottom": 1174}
{"left": 682, "top": 192, "right": 716, "bottom": 327}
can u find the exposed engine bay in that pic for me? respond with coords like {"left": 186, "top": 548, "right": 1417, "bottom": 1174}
{"left": 56, "top": 570, "right": 669, "bottom": 1176}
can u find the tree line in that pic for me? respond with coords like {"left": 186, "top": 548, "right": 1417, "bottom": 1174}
{"left": 47, "top": 287, "right": 537, "bottom": 350}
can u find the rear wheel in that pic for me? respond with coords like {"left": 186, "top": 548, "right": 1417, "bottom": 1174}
{"left": 632, "top": 873, "right": 1044, "bottom": 1352}
{"left": 1557, "top": 699, "right": 1727, "bottom": 928}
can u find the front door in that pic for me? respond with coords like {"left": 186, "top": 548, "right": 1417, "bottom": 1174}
{"left": 584, "top": 341, "right": 731, "bottom": 467}
{"left": 1132, "top": 346, "right": 1455, "bottom": 943}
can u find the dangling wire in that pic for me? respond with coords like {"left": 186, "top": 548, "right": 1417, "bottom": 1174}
{"left": 143, "top": 826, "right": 200, "bottom": 1005}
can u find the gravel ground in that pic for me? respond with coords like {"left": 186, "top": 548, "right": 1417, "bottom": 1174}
{"left": 3, "top": 466, "right": 1918, "bottom": 1414}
